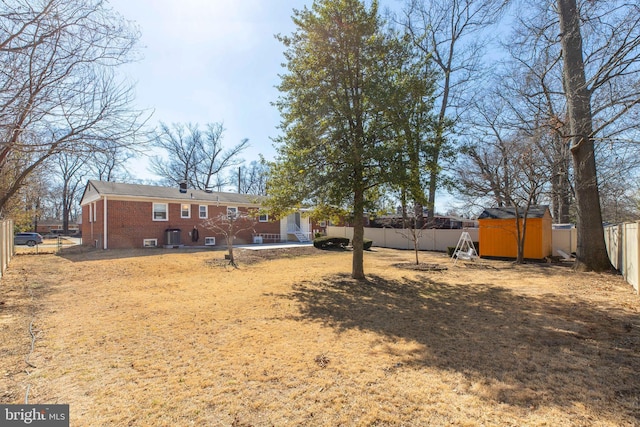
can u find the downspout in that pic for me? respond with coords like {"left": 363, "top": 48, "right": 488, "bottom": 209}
{"left": 103, "top": 196, "right": 108, "bottom": 250}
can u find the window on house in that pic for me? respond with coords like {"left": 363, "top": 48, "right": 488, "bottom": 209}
{"left": 227, "top": 207, "right": 238, "bottom": 219}
{"left": 153, "top": 203, "right": 168, "bottom": 221}
{"left": 204, "top": 237, "right": 216, "bottom": 246}
{"left": 143, "top": 239, "right": 158, "bottom": 247}
{"left": 181, "top": 203, "right": 191, "bottom": 218}
{"left": 319, "top": 220, "right": 326, "bottom": 227}
{"left": 199, "top": 205, "right": 207, "bottom": 219}
{"left": 89, "top": 204, "right": 93, "bottom": 223}
{"left": 93, "top": 202, "right": 97, "bottom": 222}
{"left": 259, "top": 213, "right": 268, "bottom": 222}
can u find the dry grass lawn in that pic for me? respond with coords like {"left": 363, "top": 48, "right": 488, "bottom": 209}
{"left": 1, "top": 245, "right": 639, "bottom": 426}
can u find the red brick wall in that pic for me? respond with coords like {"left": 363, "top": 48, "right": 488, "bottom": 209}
{"left": 81, "top": 199, "right": 106, "bottom": 248}
{"left": 83, "top": 199, "right": 281, "bottom": 249}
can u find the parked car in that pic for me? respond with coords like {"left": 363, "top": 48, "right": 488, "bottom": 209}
{"left": 44, "top": 229, "right": 65, "bottom": 238}
{"left": 14, "top": 232, "right": 43, "bottom": 246}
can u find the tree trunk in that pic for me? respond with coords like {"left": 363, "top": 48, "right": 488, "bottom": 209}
{"left": 351, "top": 185, "right": 365, "bottom": 280}
{"left": 426, "top": 159, "right": 438, "bottom": 223}
{"left": 558, "top": 0, "right": 612, "bottom": 272}
{"left": 412, "top": 228, "right": 420, "bottom": 265}
{"left": 551, "top": 134, "right": 572, "bottom": 223}
{"left": 516, "top": 218, "right": 526, "bottom": 264}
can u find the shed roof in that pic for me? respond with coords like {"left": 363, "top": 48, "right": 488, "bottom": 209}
{"left": 81, "top": 180, "right": 265, "bottom": 206}
{"left": 478, "top": 205, "right": 551, "bottom": 220}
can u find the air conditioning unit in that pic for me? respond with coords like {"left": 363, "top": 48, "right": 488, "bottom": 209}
{"left": 253, "top": 236, "right": 263, "bottom": 244}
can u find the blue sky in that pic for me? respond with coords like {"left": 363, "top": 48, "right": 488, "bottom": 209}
{"left": 108, "top": 0, "right": 312, "bottom": 180}
{"left": 109, "top": 0, "right": 402, "bottom": 182}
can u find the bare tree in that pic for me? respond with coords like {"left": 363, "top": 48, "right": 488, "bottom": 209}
{"left": 0, "top": 0, "right": 148, "bottom": 215}
{"left": 237, "top": 158, "right": 269, "bottom": 195}
{"left": 53, "top": 152, "right": 86, "bottom": 233}
{"left": 89, "top": 141, "right": 135, "bottom": 182}
{"left": 400, "top": 0, "right": 509, "bottom": 222}
{"left": 1, "top": 164, "right": 49, "bottom": 231}
{"left": 200, "top": 210, "right": 257, "bottom": 268}
{"left": 557, "top": 0, "right": 612, "bottom": 271}
{"left": 454, "top": 95, "right": 518, "bottom": 210}
{"left": 150, "top": 122, "right": 248, "bottom": 191}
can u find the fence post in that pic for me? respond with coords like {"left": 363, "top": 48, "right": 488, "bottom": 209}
{"left": 0, "top": 219, "right": 14, "bottom": 279}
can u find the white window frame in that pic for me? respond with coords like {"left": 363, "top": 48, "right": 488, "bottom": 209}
{"left": 181, "top": 203, "right": 191, "bottom": 219}
{"left": 259, "top": 213, "right": 268, "bottom": 222}
{"left": 199, "top": 205, "right": 208, "bottom": 219}
{"left": 88, "top": 204, "right": 93, "bottom": 223}
{"left": 143, "top": 238, "right": 158, "bottom": 247}
{"left": 204, "top": 237, "right": 216, "bottom": 246}
{"left": 153, "top": 203, "right": 168, "bottom": 221}
{"left": 227, "top": 206, "right": 238, "bottom": 219}
{"left": 92, "top": 202, "right": 97, "bottom": 222}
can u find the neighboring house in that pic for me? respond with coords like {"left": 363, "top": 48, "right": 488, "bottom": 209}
{"left": 80, "top": 180, "right": 315, "bottom": 249}
{"left": 370, "top": 215, "right": 478, "bottom": 229}
{"left": 36, "top": 219, "right": 80, "bottom": 235}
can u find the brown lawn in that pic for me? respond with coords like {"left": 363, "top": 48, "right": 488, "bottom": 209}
{"left": 1, "top": 246, "right": 639, "bottom": 426}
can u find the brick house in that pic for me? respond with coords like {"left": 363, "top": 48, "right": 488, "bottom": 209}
{"left": 36, "top": 219, "right": 80, "bottom": 235}
{"left": 80, "top": 180, "right": 313, "bottom": 249}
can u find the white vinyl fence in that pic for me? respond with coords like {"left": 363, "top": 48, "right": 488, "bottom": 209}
{"left": 327, "top": 225, "right": 578, "bottom": 256}
{"left": 327, "top": 226, "right": 479, "bottom": 252}
{"left": 605, "top": 222, "right": 639, "bottom": 294}
{"left": 0, "top": 219, "right": 14, "bottom": 279}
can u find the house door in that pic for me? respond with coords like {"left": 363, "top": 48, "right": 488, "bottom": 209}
{"left": 287, "top": 212, "right": 301, "bottom": 232}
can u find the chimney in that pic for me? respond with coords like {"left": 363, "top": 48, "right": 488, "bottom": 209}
{"left": 179, "top": 181, "right": 187, "bottom": 193}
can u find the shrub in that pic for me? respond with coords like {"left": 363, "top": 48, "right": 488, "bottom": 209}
{"left": 363, "top": 238, "right": 373, "bottom": 250}
{"left": 313, "top": 236, "right": 350, "bottom": 249}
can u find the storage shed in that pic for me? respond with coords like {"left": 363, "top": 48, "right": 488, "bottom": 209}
{"left": 478, "top": 205, "right": 553, "bottom": 260}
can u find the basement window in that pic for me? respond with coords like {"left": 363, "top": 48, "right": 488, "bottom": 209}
{"left": 143, "top": 239, "right": 158, "bottom": 247}
{"left": 204, "top": 237, "right": 216, "bottom": 246}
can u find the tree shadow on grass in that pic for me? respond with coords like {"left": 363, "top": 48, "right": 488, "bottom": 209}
{"left": 284, "top": 273, "right": 640, "bottom": 421}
